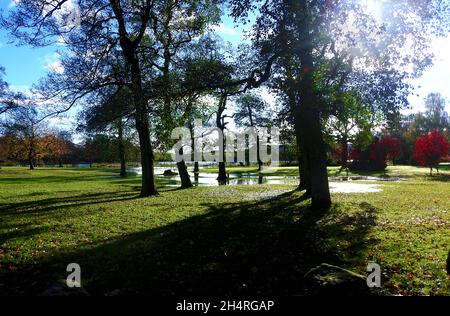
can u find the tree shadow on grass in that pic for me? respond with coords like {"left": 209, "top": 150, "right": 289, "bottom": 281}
{"left": 0, "top": 191, "right": 140, "bottom": 216}
{"left": 0, "top": 174, "right": 109, "bottom": 185}
{"left": 0, "top": 224, "right": 52, "bottom": 243}
{"left": 423, "top": 173, "right": 450, "bottom": 182}
{"left": 2, "top": 191, "right": 380, "bottom": 296}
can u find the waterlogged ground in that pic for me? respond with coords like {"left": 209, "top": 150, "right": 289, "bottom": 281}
{"left": 130, "top": 166, "right": 386, "bottom": 193}
{"left": 0, "top": 166, "right": 449, "bottom": 296}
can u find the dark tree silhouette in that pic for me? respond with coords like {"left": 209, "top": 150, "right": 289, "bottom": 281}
{"left": 80, "top": 87, "right": 135, "bottom": 178}
{"left": 234, "top": 93, "right": 272, "bottom": 170}
{"left": 229, "top": 0, "right": 449, "bottom": 209}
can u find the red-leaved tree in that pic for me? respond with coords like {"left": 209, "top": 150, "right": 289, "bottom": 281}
{"left": 369, "top": 136, "right": 402, "bottom": 170}
{"left": 350, "top": 136, "right": 402, "bottom": 171}
{"left": 413, "top": 130, "right": 449, "bottom": 175}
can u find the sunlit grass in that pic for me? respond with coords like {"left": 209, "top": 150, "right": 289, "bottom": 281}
{"left": 0, "top": 166, "right": 448, "bottom": 295}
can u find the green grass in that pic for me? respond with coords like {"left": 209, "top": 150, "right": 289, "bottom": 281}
{"left": 0, "top": 166, "right": 449, "bottom": 295}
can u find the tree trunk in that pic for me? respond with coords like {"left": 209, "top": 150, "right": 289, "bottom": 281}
{"left": 130, "top": 60, "right": 157, "bottom": 197}
{"left": 258, "top": 175, "right": 263, "bottom": 184}
{"left": 194, "top": 171, "right": 199, "bottom": 183}
{"left": 341, "top": 137, "right": 348, "bottom": 169}
{"left": 295, "top": 7, "right": 331, "bottom": 209}
{"left": 177, "top": 160, "right": 192, "bottom": 188}
{"left": 28, "top": 152, "right": 34, "bottom": 170}
{"left": 162, "top": 41, "right": 192, "bottom": 190}
{"left": 190, "top": 130, "right": 200, "bottom": 174}
{"left": 58, "top": 159, "right": 63, "bottom": 168}
{"left": 296, "top": 89, "right": 331, "bottom": 209}
{"left": 217, "top": 124, "right": 227, "bottom": 183}
{"left": 301, "top": 109, "right": 331, "bottom": 209}
{"left": 245, "top": 145, "right": 250, "bottom": 166}
{"left": 218, "top": 161, "right": 227, "bottom": 184}
{"left": 135, "top": 115, "right": 157, "bottom": 196}
{"left": 217, "top": 94, "right": 228, "bottom": 184}
{"left": 176, "top": 147, "right": 192, "bottom": 188}
{"left": 256, "top": 135, "right": 262, "bottom": 171}
{"left": 298, "top": 150, "right": 310, "bottom": 193}
{"left": 283, "top": 51, "right": 311, "bottom": 193}
{"left": 248, "top": 105, "right": 262, "bottom": 171}
{"left": 111, "top": 1, "right": 158, "bottom": 197}
{"left": 28, "top": 139, "right": 34, "bottom": 170}
{"left": 289, "top": 83, "right": 310, "bottom": 193}
{"left": 118, "top": 119, "right": 127, "bottom": 178}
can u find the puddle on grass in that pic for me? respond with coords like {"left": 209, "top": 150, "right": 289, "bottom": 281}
{"left": 127, "top": 167, "right": 386, "bottom": 193}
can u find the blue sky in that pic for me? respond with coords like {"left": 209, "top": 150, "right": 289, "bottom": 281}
{"left": 0, "top": 3, "right": 247, "bottom": 89}
{"left": 0, "top": 1, "right": 60, "bottom": 88}
{"left": 1, "top": 0, "right": 449, "bottom": 118}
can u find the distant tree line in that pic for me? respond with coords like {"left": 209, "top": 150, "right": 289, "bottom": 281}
{"left": 324, "top": 92, "right": 450, "bottom": 171}
{"left": 0, "top": 127, "right": 141, "bottom": 169}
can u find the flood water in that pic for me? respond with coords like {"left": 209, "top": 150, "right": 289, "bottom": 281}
{"left": 128, "top": 167, "right": 298, "bottom": 186}
{"left": 127, "top": 167, "right": 390, "bottom": 193}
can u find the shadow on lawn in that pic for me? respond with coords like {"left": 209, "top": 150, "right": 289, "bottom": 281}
{"left": 2, "top": 191, "right": 380, "bottom": 296}
{"left": 424, "top": 173, "right": 450, "bottom": 182}
{"left": 0, "top": 174, "right": 107, "bottom": 185}
{"left": 0, "top": 191, "right": 140, "bottom": 216}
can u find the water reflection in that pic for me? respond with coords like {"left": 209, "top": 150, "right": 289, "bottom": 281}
{"left": 128, "top": 167, "right": 301, "bottom": 186}
{"left": 127, "top": 167, "right": 401, "bottom": 187}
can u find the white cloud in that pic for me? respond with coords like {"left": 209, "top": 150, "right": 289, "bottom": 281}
{"left": 406, "top": 34, "right": 450, "bottom": 114}
{"left": 8, "top": 0, "right": 20, "bottom": 8}
{"left": 8, "top": 0, "right": 80, "bottom": 27}
{"left": 211, "top": 23, "right": 238, "bottom": 36}
{"left": 47, "top": 60, "right": 64, "bottom": 74}
{"left": 40, "top": 52, "right": 64, "bottom": 74}
{"left": 48, "top": 115, "right": 75, "bottom": 127}
{"left": 56, "top": 36, "right": 67, "bottom": 46}
{"left": 8, "top": 84, "right": 30, "bottom": 94}
{"left": 260, "top": 87, "right": 277, "bottom": 108}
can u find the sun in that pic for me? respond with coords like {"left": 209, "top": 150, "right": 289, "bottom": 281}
{"left": 360, "top": 0, "right": 385, "bottom": 21}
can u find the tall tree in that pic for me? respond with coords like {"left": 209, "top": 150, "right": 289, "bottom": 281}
{"left": 413, "top": 130, "right": 449, "bottom": 175}
{"left": 80, "top": 87, "right": 135, "bottom": 177}
{"left": 215, "top": 90, "right": 229, "bottom": 183}
{"left": 148, "top": 5, "right": 223, "bottom": 189}
{"left": 2, "top": 0, "right": 222, "bottom": 196}
{"left": 181, "top": 41, "right": 240, "bottom": 183}
{"left": 1, "top": 106, "right": 43, "bottom": 169}
{"left": 324, "top": 90, "right": 373, "bottom": 170}
{"left": 234, "top": 92, "right": 272, "bottom": 170}
{"left": 424, "top": 93, "right": 449, "bottom": 132}
{"left": 0, "top": 66, "right": 24, "bottom": 115}
{"left": 229, "top": 0, "right": 449, "bottom": 209}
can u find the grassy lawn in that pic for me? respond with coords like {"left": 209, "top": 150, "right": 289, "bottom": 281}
{"left": 0, "top": 166, "right": 449, "bottom": 295}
